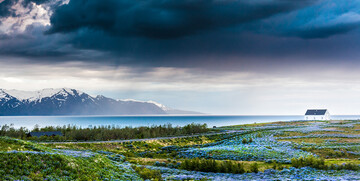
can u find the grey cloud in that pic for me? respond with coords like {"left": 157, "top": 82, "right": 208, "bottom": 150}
{"left": 0, "top": 0, "right": 51, "bottom": 18}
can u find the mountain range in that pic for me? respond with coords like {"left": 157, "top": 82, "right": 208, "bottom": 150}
{"left": 0, "top": 88, "right": 201, "bottom": 116}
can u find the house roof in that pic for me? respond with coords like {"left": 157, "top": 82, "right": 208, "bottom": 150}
{"left": 29, "top": 131, "right": 63, "bottom": 137}
{"left": 305, "top": 109, "right": 327, "bottom": 115}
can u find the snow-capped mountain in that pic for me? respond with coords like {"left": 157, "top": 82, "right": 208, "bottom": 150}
{"left": 0, "top": 88, "right": 200, "bottom": 116}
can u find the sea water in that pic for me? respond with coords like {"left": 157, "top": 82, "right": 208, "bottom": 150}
{"left": 0, "top": 115, "right": 359, "bottom": 129}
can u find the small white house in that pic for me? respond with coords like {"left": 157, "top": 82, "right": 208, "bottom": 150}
{"left": 304, "top": 109, "right": 330, "bottom": 120}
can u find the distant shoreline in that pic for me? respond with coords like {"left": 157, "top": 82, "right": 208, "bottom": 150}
{"left": 1, "top": 115, "right": 360, "bottom": 129}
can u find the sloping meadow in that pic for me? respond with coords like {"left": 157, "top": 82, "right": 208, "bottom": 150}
{"left": 0, "top": 137, "right": 141, "bottom": 180}
{"left": 178, "top": 132, "right": 314, "bottom": 163}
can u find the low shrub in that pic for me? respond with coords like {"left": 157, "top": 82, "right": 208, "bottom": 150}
{"left": 132, "top": 166, "right": 162, "bottom": 181}
{"left": 250, "top": 162, "right": 259, "bottom": 173}
{"left": 180, "top": 158, "right": 245, "bottom": 174}
{"left": 291, "top": 156, "right": 326, "bottom": 169}
{"left": 291, "top": 156, "right": 360, "bottom": 171}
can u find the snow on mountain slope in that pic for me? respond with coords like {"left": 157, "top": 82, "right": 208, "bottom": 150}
{"left": 147, "top": 101, "right": 171, "bottom": 111}
{"left": 1, "top": 88, "right": 83, "bottom": 102}
{"left": 0, "top": 89, "right": 7, "bottom": 99}
{"left": 120, "top": 99, "right": 171, "bottom": 111}
{"left": 1, "top": 88, "right": 166, "bottom": 109}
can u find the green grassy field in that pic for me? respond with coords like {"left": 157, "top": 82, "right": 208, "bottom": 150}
{"left": 1, "top": 120, "right": 360, "bottom": 180}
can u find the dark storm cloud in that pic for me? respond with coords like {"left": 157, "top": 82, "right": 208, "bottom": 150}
{"left": 292, "top": 23, "right": 360, "bottom": 39}
{"left": 47, "top": 0, "right": 312, "bottom": 39}
{"left": 23, "top": 0, "right": 50, "bottom": 5}
{"left": 2, "top": 0, "right": 360, "bottom": 71}
{"left": 0, "top": 0, "right": 17, "bottom": 18}
{"left": 0, "top": 25, "right": 70, "bottom": 57}
{"left": 258, "top": 0, "right": 360, "bottom": 39}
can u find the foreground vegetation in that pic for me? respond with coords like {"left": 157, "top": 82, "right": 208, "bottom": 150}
{"left": 0, "top": 137, "right": 140, "bottom": 180}
{"left": 0, "top": 123, "right": 210, "bottom": 141}
{"left": 1, "top": 119, "right": 360, "bottom": 180}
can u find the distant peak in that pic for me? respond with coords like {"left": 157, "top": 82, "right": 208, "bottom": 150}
{"left": 61, "top": 87, "right": 74, "bottom": 92}
{"left": 0, "top": 89, "right": 8, "bottom": 99}
{"left": 0, "top": 88, "right": 201, "bottom": 115}
{"left": 59, "top": 88, "right": 84, "bottom": 96}
{"left": 0, "top": 88, "right": 84, "bottom": 101}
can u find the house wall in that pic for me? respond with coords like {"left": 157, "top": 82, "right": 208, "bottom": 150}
{"left": 304, "top": 112, "right": 331, "bottom": 120}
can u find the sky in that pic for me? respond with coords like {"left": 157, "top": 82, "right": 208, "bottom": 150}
{"left": 1, "top": 0, "right": 360, "bottom": 115}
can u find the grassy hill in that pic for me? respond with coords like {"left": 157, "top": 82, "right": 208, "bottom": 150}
{"left": 0, "top": 137, "right": 141, "bottom": 180}
{"left": 1, "top": 120, "right": 360, "bottom": 180}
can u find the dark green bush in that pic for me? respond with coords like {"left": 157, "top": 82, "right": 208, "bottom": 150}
{"left": 132, "top": 166, "right": 162, "bottom": 181}
{"left": 242, "top": 138, "right": 248, "bottom": 144}
{"left": 292, "top": 155, "right": 360, "bottom": 171}
{"left": 180, "top": 158, "right": 245, "bottom": 174}
{"left": 250, "top": 163, "right": 259, "bottom": 173}
{"left": 291, "top": 156, "right": 326, "bottom": 169}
